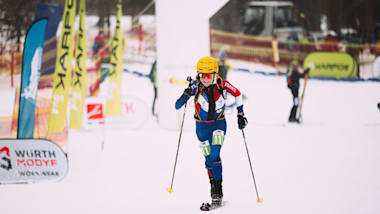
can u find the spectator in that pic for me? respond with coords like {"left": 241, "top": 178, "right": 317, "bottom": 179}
{"left": 92, "top": 30, "right": 105, "bottom": 57}
{"left": 217, "top": 51, "right": 232, "bottom": 80}
{"left": 287, "top": 31, "right": 300, "bottom": 52}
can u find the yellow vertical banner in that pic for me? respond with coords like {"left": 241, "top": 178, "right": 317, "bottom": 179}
{"left": 70, "top": 0, "right": 87, "bottom": 130}
{"left": 47, "top": 0, "right": 76, "bottom": 144}
{"left": 106, "top": 0, "right": 123, "bottom": 115}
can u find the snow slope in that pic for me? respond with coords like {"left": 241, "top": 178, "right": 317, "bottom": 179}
{"left": 1, "top": 62, "right": 380, "bottom": 214}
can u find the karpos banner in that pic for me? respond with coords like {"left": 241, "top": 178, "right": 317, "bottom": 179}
{"left": 106, "top": 0, "right": 123, "bottom": 115}
{"left": 303, "top": 52, "right": 357, "bottom": 79}
{"left": 0, "top": 139, "right": 68, "bottom": 184}
{"left": 47, "top": 0, "right": 76, "bottom": 142}
{"left": 70, "top": 0, "right": 87, "bottom": 130}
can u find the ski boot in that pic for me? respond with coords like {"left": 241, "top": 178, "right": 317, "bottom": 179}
{"left": 200, "top": 202, "right": 212, "bottom": 211}
{"left": 211, "top": 194, "right": 223, "bottom": 207}
{"left": 288, "top": 105, "right": 298, "bottom": 123}
{"left": 210, "top": 179, "right": 223, "bottom": 207}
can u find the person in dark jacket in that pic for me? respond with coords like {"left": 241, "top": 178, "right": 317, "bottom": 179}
{"left": 286, "top": 60, "right": 310, "bottom": 122}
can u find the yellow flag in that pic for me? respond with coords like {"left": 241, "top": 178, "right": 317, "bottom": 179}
{"left": 106, "top": 0, "right": 123, "bottom": 115}
{"left": 70, "top": 0, "right": 87, "bottom": 130}
{"left": 47, "top": 0, "right": 76, "bottom": 140}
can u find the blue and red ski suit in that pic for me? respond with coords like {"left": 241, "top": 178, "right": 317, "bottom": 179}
{"left": 175, "top": 77, "right": 244, "bottom": 180}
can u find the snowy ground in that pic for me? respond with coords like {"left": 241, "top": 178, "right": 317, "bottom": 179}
{"left": 1, "top": 62, "right": 380, "bottom": 214}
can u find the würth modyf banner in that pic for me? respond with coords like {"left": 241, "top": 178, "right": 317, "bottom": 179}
{"left": 47, "top": 0, "right": 76, "bottom": 145}
{"left": 70, "top": 0, "right": 87, "bottom": 130}
{"left": 106, "top": 0, "right": 124, "bottom": 115}
{"left": 0, "top": 139, "right": 68, "bottom": 184}
{"left": 17, "top": 19, "right": 48, "bottom": 139}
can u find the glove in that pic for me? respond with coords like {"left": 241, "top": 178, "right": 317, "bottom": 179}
{"left": 237, "top": 112, "right": 248, "bottom": 129}
{"left": 182, "top": 87, "right": 192, "bottom": 99}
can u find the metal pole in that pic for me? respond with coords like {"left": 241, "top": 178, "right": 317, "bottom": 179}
{"left": 241, "top": 129, "right": 263, "bottom": 203}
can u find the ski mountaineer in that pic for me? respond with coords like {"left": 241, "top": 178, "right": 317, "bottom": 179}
{"left": 286, "top": 60, "right": 310, "bottom": 122}
{"left": 175, "top": 56, "right": 248, "bottom": 206}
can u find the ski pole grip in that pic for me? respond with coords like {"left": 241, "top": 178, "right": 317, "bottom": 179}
{"left": 186, "top": 76, "right": 192, "bottom": 86}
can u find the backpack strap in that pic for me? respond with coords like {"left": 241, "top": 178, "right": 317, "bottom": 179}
{"left": 194, "top": 80, "right": 201, "bottom": 103}
{"left": 193, "top": 80, "right": 202, "bottom": 121}
{"left": 215, "top": 75, "right": 225, "bottom": 99}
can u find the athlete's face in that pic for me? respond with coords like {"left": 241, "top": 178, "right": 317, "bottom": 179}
{"left": 200, "top": 76, "right": 213, "bottom": 87}
{"left": 199, "top": 73, "right": 214, "bottom": 87}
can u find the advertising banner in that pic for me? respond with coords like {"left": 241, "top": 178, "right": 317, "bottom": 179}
{"left": 303, "top": 52, "right": 357, "bottom": 79}
{"left": 106, "top": 0, "right": 123, "bottom": 115}
{"left": 18, "top": 19, "right": 48, "bottom": 139}
{"left": 106, "top": 96, "right": 148, "bottom": 130}
{"left": 0, "top": 139, "right": 68, "bottom": 184}
{"left": 35, "top": 3, "right": 63, "bottom": 40}
{"left": 70, "top": 0, "right": 87, "bottom": 130}
{"left": 83, "top": 97, "right": 105, "bottom": 130}
{"left": 35, "top": 3, "right": 63, "bottom": 88}
{"left": 47, "top": 0, "right": 76, "bottom": 142}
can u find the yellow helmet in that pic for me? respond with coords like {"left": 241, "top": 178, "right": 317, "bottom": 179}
{"left": 196, "top": 56, "right": 218, "bottom": 74}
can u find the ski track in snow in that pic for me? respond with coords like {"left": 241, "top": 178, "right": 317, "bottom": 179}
{"left": 1, "top": 64, "right": 380, "bottom": 214}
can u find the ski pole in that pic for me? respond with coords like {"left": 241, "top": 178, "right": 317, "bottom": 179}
{"left": 241, "top": 129, "right": 263, "bottom": 203}
{"left": 167, "top": 76, "right": 192, "bottom": 194}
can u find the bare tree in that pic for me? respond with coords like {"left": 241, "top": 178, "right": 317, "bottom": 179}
{"left": 0, "top": 0, "right": 38, "bottom": 50}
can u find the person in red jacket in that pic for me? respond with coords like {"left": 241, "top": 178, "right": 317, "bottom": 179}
{"left": 175, "top": 56, "right": 248, "bottom": 206}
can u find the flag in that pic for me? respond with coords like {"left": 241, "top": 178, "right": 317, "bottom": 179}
{"left": 17, "top": 19, "right": 48, "bottom": 139}
{"left": 34, "top": 3, "right": 63, "bottom": 89}
{"left": 47, "top": 0, "right": 76, "bottom": 144}
{"left": 106, "top": 0, "right": 124, "bottom": 115}
{"left": 70, "top": 0, "right": 87, "bottom": 130}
